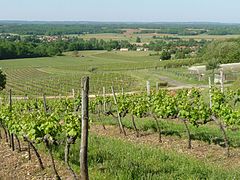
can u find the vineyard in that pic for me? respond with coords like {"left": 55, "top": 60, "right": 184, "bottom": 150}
{"left": 4, "top": 67, "right": 138, "bottom": 96}
{"left": 2, "top": 1, "right": 240, "bottom": 178}
{"left": 1, "top": 51, "right": 240, "bottom": 179}
{"left": 0, "top": 51, "right": 204, "bottom": 97}
{"left": 1, "top": 82, "right": 240, "bottom": 179}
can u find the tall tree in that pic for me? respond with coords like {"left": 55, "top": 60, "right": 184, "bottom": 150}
{"left": 0, "top": 69, "right": 6, "bottom": 90}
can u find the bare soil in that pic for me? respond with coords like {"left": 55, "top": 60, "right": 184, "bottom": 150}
{"left": 0, "top": 140, "right": 75, "bottom": 180}
{"left": 122, "top": 29, "right": 141, "bottom": 37}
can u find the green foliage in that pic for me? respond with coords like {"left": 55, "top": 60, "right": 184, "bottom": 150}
{"left": 136, "top": 37, "right": 141, "bottom": 43}
{"left": 0, "top": 24, "right": 123, "bottom": 35}
{"left": 151, "top": 90, "right": 177, "bottom": 118}
{"left": 175, "top": 50, "right": 186, "bottom": 59}
{"left": 211, "top": 88, "right": 240, "bottom": 126}
{"left": 0, "top": 37, "right": 139, "bottom": 60}
{"left": 130, "top": 94, "right": 150, "bottom": 118}
{"left": 201, "top": 39, "right": 240, "bottom": 65}
{"left": 2, "top": 86, "right": 240, "bottom": 179}
{"left": 161, "top": 58, "right": 203, "bottom": 68}
{"left": 176, "top": 89, "right": 211, "bottom": 126}
{"left": 98, "top": 115, "right": 240, "bottom": 147}
{"left": 206, "top": 58, "right": 220, "bottom": 71}
{"left": 147, "top": 38, "right": 205, "bottom": 53}
{"left": 0, "top": 98, "right": 81, "bottom": 144}
{"left": 0, "top": 39, "right": 63, "bottom": 59}
{"left": 0, "top": 69, "right": 6, "bottom": 90}
{"left": 160, "top": 50, "right": 171, "bottom": 60}
{"left": 1, "top": 23, "right": 240, "bottom": 36}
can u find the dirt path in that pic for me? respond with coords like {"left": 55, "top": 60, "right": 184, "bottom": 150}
{"left": 0, "top": 140, "right": 74, "bottom": 179}
{"left": 90, "top": 125, "right": 240, "bottom": 169}
{"left": 158, "top": 75, "right": 191, "bottom": 87}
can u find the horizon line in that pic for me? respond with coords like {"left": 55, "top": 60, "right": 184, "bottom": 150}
{"left": 0, "top": 19, "right": 240, "bottom": 25}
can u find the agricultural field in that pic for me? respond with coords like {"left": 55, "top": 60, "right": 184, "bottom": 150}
{"left": 77, "top": 29, "right": 240, "bottom": 43}
{"left": 0, "top": 50, "right": 203, "bottom": 97}
{"left": 2, "top": 87, "right": 240, "bottom": 179}
{"left": 1, "top": 22, "right": 240, "bottom": 180}
{"left": 0, "top": 51, "right": 149, "bottom": 96}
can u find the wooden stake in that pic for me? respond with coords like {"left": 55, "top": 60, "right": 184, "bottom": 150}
{"left": 72, "top": 89, "right": 75, "bottom": 98}
{"left": 147, "top": 81, "right": 150, "bottom": 96}
{"left": 43, "top": 94, "right": 47, "bottom": 112}
{"left": 103, "top": 87, "right": 106, "bottom": 112}
{"left": 220, "top": 69, "right": 224, "bottom": 93}
{"left": 9, "top": 89, "right": 12, "bottom": 109}
{"left": 80, "top": 77, "right": 89, "bottom": 180}
{"left": 9, "top": 90, "right": 14, "bottom": 151}
{"left": 208, "top": 77, "right": 212, "bottom": 109}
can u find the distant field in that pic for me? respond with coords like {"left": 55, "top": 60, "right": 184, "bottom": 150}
{"left": 70, "top": 29, "right": 240, "bottom": 44}
{"left": 176, "top": 34, "right": 240, "bottom": 40}
{"left": 0, "top": 51, "right": 170, "bottom": 97}
{"left": 3, "top": 49, "right": 228, "bottom": 97}
{"left": 77, "top": 33, "right": 138, "bottom": 43}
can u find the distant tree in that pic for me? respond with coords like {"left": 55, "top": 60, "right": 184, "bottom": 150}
{"left": 46, "top": 45, "right": 62, "bottom": 56}
{"left": 206, "top": 58, "right": 220, "bottom": 77}
{"left": 136, "top": 37, "right": 141, "bottom": 43}
{"left": 0, "top": 69, "right": 6, "bottom": 90}
{"left": 160, "top": 50, "right": 171, "bottom": 60}
{"left": 201, "top": 40, "right": 240, "bottom": 64}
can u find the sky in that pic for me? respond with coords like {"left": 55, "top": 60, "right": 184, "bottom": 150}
{"left": 0, "top": 0, "right": 239, "bottom": 23}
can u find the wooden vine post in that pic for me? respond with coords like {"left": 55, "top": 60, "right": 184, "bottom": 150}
{"left": 156, "top": 82, "right": 159, "bottom": 92}
{"left": 103, "top": 87, "right": 106, "bottom": 112}
{"left": 80, "top": 77, "right": 89, "bottom": 180}
{"left": 220, "top": 69, "right": 224, "bottom": 93}
{"left": 9, "top": 89, "right": 15, "bottom": 151}
{"left": 72, "top": 88, "right": 75, "bottom": 98}
{"left": 147, "top": 81, "right": 150, "bottom": 96}
{"left": 208, "top": 77, "right": 212, "bottom": 108}
{"left": 43, "top": 94, "right": 47, "bottom": 112}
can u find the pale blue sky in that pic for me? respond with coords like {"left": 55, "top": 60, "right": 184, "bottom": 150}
{"left": 0, "top": 0, "right": 239, "bottom": 23}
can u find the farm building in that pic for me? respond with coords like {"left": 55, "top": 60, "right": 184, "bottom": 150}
{"left": 136, "top": 48, "right": 149, "bottom": 52}
{"left": 120, "top": 48, "right": 129, "bottom": 52}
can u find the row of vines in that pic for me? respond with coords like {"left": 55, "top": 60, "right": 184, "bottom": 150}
{"left": 91, "top": 86, "right": 240, "bottom": 156}
{"left": 4, "top": 68, "right": 139, "bottom": 96}
{"left": 0, "top": 86, "right": 240, "bottom": 179}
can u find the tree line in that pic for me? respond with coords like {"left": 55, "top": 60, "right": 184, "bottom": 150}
{"left": 199, "top": 38, "right": 240, "bottom": 69}
{"left": 1, "top": 22, "right": 240, "bottom": 36}
{"left": 0, "top": 38, "right": 137, "bottom": 60}
{"left": 0, "top": 24, "right": 124, "bottom": 35}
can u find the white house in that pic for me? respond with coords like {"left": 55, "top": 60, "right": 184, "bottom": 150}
{"left": 120, "top": 48, "right": 129, "bottom": 52}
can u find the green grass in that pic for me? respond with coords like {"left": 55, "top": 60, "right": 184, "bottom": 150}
{"left": 0, "top": 50, "right": 199, "bottom": 97}
{"left": 0, "top": 51, "right": 157, "bottom": 96}
{"left": 53, "top": 134, "right": 240, "bottom": 179}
